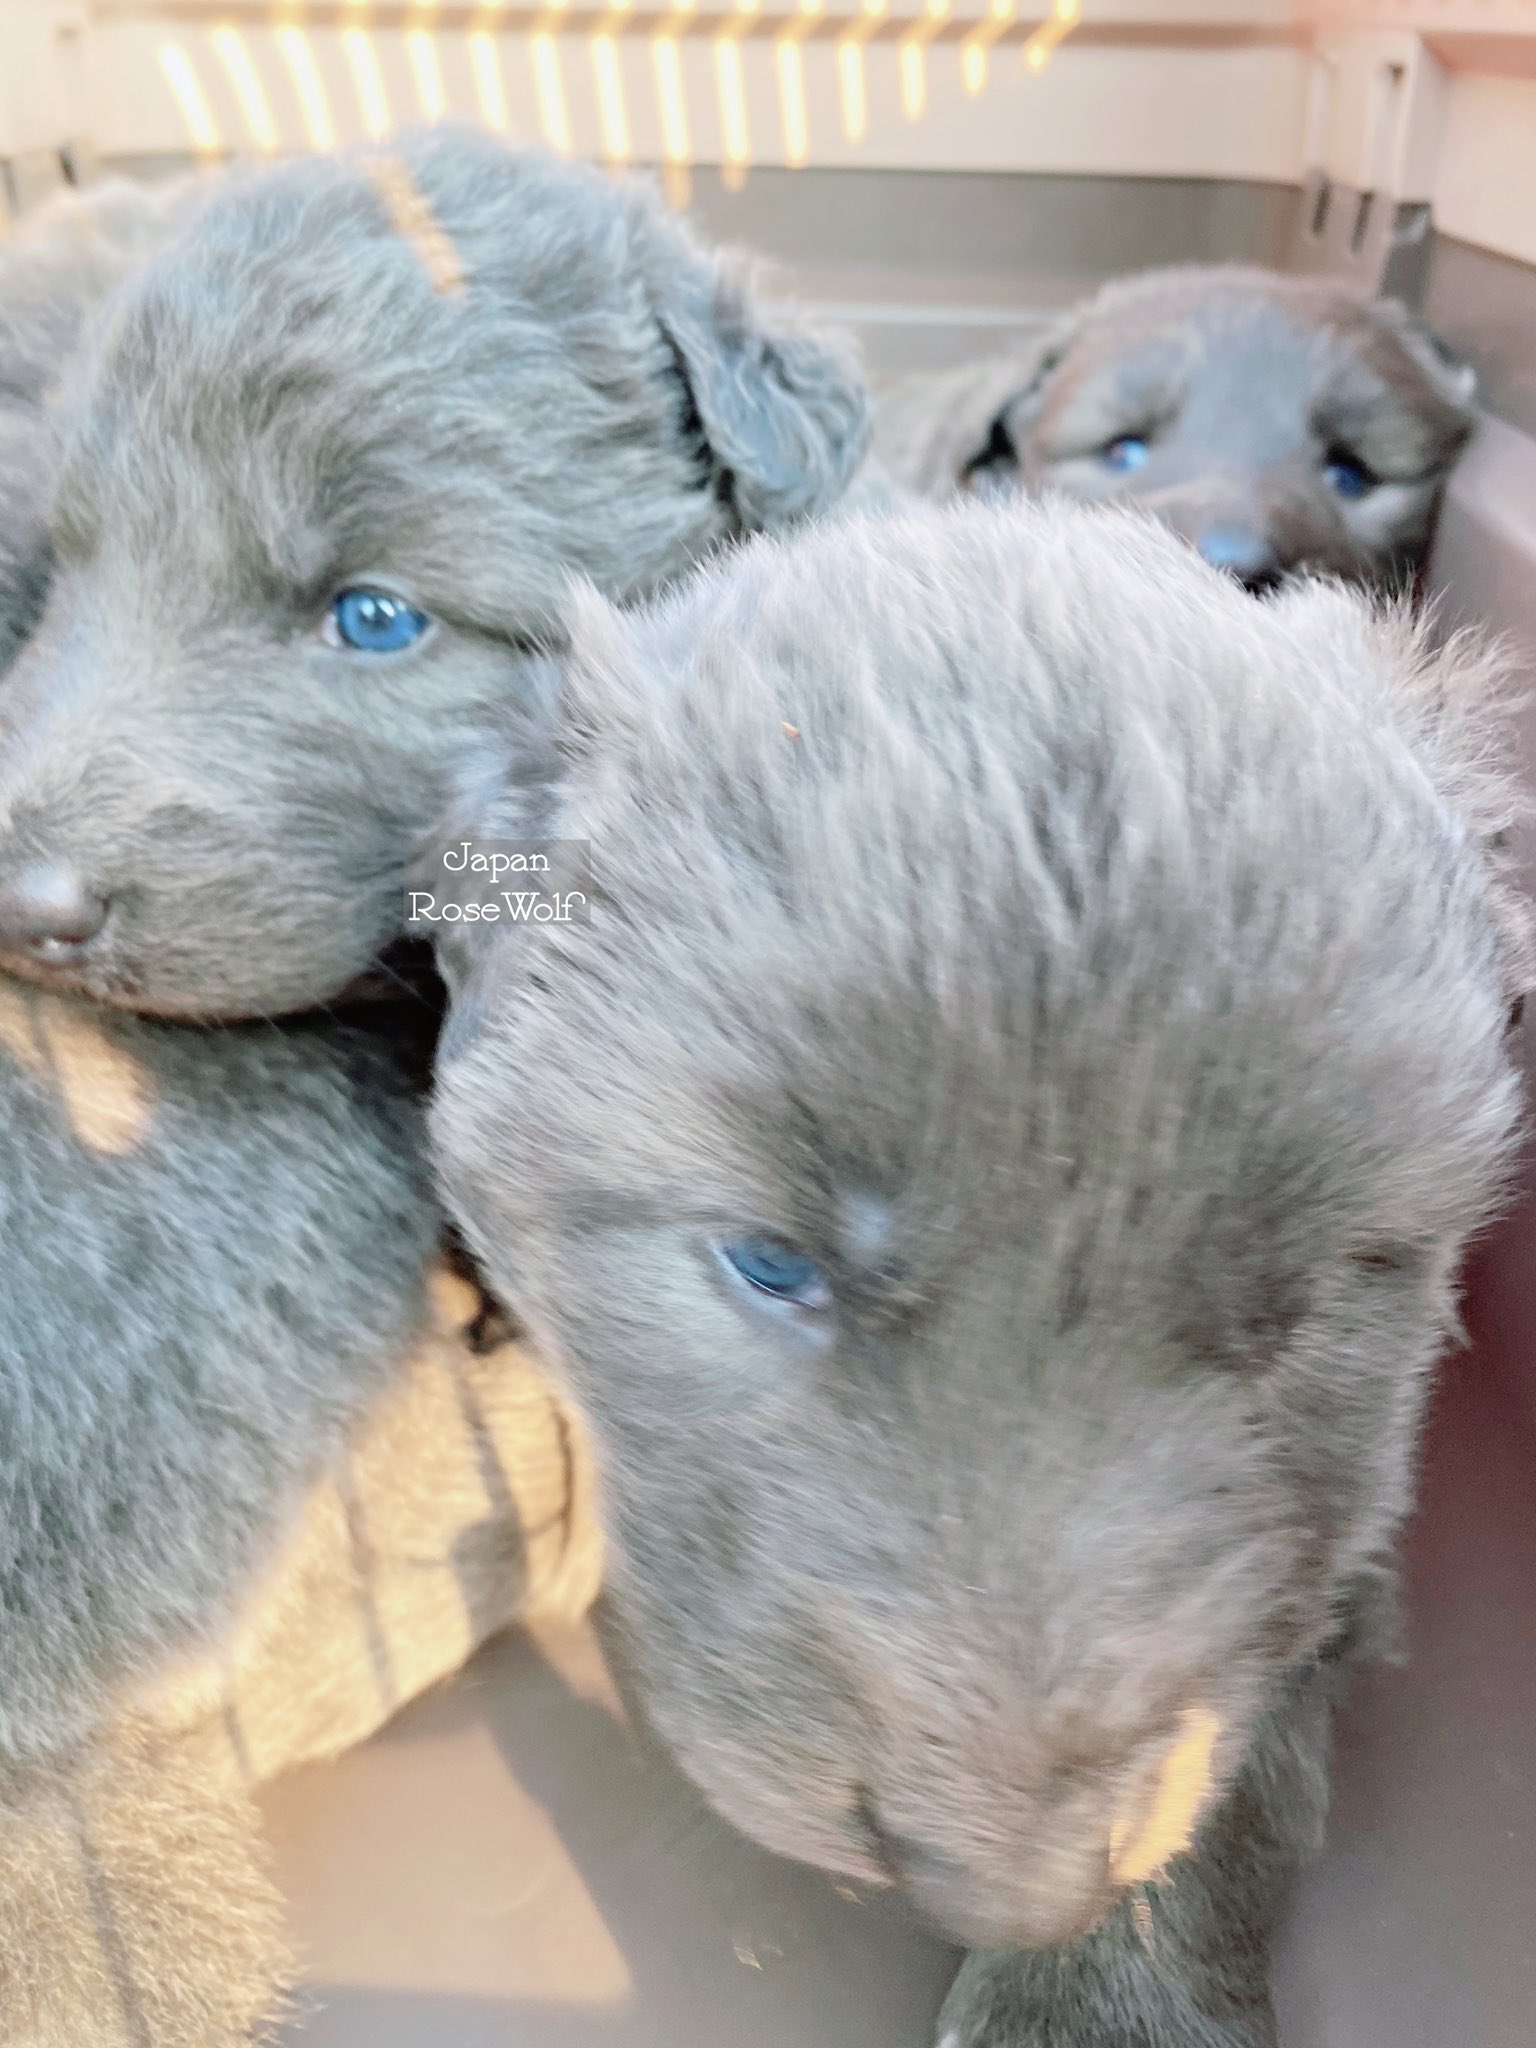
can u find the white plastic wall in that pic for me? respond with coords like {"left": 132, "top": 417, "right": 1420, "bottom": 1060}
{"left": 1, "top": 3, "right": 1533, "bottom": 267}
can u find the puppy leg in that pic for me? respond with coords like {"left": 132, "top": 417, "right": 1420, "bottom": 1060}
{"left": 934, "top": 1658, "right": 1335, "bottom": 2048}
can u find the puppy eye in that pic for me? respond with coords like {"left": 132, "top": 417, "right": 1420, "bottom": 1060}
{"left": 322, "top": 587, "right": 431, "bottom": 653}
{"left": 716, "top": 1235, "right": 831, "bottom": 1309}
{"left": 1100, "top": 435, "right": 1150, "bottom": 475}
{"left": 1322, "top": 449, "right": 1378, "bottom": 501}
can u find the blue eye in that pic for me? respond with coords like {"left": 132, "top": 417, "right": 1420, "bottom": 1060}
{"left": 326, "top": 587, "right": 430, "bottom": 653}
{"left": 717, "top": 1235, "right": 830, "bottom": 1308}
{"left": 1323, "top": 452, "right": 1376, "bottom": 501}
{"left": 1101, "top": 435, "right": 1150, "bottom": 475}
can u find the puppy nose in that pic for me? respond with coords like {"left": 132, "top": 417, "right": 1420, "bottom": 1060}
{"left": 1194, "top": 526, "right": 1280, "bottom": 590}
{"left": 0, "top": 863, "right": 109, "bottom": 956}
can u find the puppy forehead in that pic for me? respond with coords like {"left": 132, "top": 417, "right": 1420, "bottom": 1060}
{"left": 1044, "top": 296, "right": 1330, "bottom": 451}
{"left": 841, "top": 1191, "right": 894, "bottom": 1256}
{"left": 55, "top": 161, "right": 592, "bottom": 491}
{"left": 1044, "top": 332, "right": 1189, "bottom": 439}
{"left": 1046, "top": 301, "right": 1452, "bottom": 493}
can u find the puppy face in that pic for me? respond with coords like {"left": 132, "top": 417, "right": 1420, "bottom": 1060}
{"left": 947, "top": 268, "right": 1473, "bottom": 590}
{"left": 433, "top": 503, "right": 1521, "bottom": 1949}
{"left": 0, "top": 132, "right": 864, "bottom": 1017}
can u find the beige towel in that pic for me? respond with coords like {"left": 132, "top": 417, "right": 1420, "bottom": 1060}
{"left": 0, "top": 1266, "right": 603, "bottom": 2048}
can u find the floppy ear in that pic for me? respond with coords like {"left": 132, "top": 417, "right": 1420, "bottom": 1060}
{"left": 976, "top": 313, "right": 1082, "bottom": 478}
{"left": 1265, "top": 578, "right": 1535, "bottom": 1016}
{"left": 625, "top": 189, "right": 869, "bottom": 533}
{"left": 1374, "top": 298, "right": 1478, "bottom": 415}
{"left": 874, "top": 313, "right": 1080, "bottom": 499}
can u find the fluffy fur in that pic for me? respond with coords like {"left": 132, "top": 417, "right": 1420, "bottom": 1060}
{"left": 0, "top": 174, "right": 197, "bottom": 668}
{"left": 0, "top": 981, "right": 440, "bottom": 1764}
{"left": 0, "top": 141, "right": 856, "bottom": 2039}
{"left": 1, "top": 204, "right": 597, "bottom": 2034}
{"left": 0, "top": 274, "right": 448, "bottom": 1773}
{"left": 0, "top": 129, "right": 866, "bottom": 1017}
{"left": 873, "top": 265, "right": 1475, "bottom": 590}
{"left": 432, "top": 499, "right": 1527, "bottom": 2047}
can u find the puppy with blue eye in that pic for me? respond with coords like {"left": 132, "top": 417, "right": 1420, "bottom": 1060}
{"left": 872, "top": 264, "right": 1474, "bottom": 592}
{"left": 0, "top": 126, "right": 864, "bottom": 1019}
{"left": 432, "top": 497, "right": 1527, "bottom": 2048}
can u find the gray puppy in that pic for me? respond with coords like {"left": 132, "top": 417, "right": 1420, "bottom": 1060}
{"left": 874, "top": 265, "right": 1475, "bottom": 590}
{"left": 0, "top": 132, "right": 858, "bottom": 1767}
{"left": 431, "top": 499, "right": 1525, "bottom": 2047}
{"left": 0, "top": 127, "right": 864, "bottom": 1018}
{"left": 0, "top": 171, "right": 450, "bottom": 1774}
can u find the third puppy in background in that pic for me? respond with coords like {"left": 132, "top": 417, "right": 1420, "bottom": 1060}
{"left": 873, "top": 264, "right": 1475, "bottom": 591}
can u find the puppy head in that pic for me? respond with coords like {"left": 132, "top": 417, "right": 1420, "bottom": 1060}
{"left": 433, "top": 500, "right": 1522, "bottom": 1948}
{"left": 0, "top": 132, "right": 865, "bottom": 1017}
{"left": 955, "top": 265, "right": 1474, "bottom": 591}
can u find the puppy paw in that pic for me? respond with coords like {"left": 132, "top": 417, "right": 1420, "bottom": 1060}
{"left": 936, "top": 1946, "right": 1274, "bottom": 2048}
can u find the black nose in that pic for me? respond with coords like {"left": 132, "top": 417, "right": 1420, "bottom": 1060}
{"left": 0, "top": 863, "right": 109, "bottom": 958}
{"left": 1194, "top": 525, "right": 1282, "bottom": 592}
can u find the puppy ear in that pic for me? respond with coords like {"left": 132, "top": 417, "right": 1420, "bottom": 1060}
{"left": 880, "top": 314, "right": 1079, "bottom": 499}
{"left": 625, "top": 190, "right": 868, "bottom": 533}
{"left": 974, "top": 315, "right": 1080, "bottom": 478}
{"left": 1374, "top": 298, "right": 1478, "bottom": 415}
{"left": 1265, "top": 579, "right": 1535, "bottom": 1015}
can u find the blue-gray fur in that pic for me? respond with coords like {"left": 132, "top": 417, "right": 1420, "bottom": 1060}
{"left": 0, "top": 129, "right": 866, "bottom": 1016}
{"left": 0, "top": 134, "right": 863, "bottom": 1773}
{"left": 0, "top": 175, "right": 197, "bottom": 669}
{"left": 0, "top": 168, "right": 448, "bottom": 1775}
{"left": 874, "top": 265, "right": 1474, "bottom": 592}
{"left": 0, "top": 992, "right": 438, "bottom": 1765}
{"left": 431, "top": 498, "right": 1526, "bottom": 2047}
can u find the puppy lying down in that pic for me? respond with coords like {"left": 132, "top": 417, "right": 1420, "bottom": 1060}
{"left": 433, "top": 499, "right": 1526, "bottom": 2048}
{"left": 0, "top": 126, "right": 864, "bottom": 1019}
{"left": 873, "top": 265, "right": 1475, "bottom": 590}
